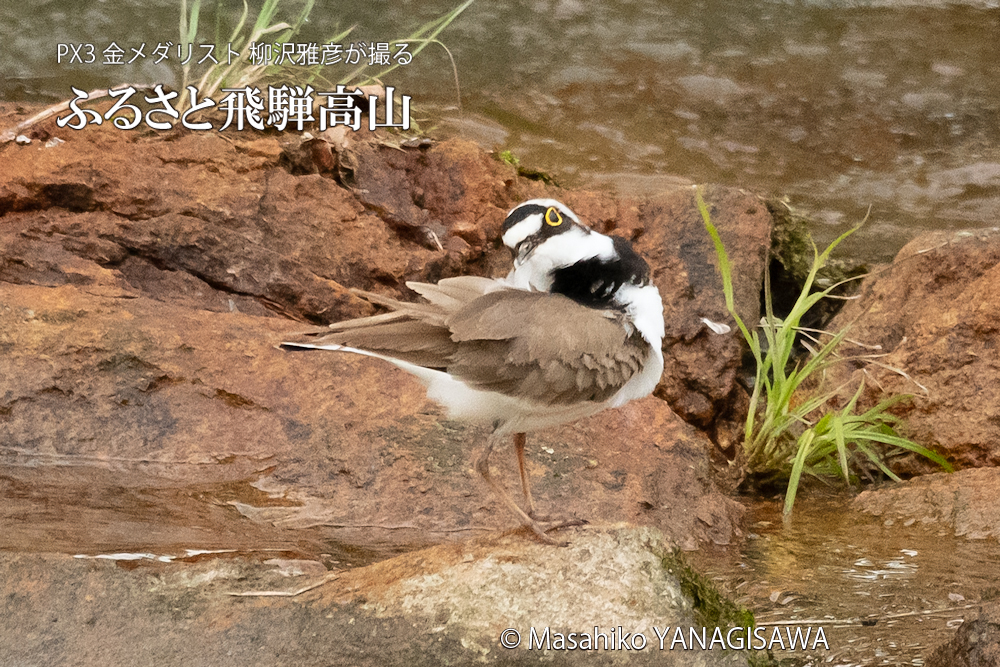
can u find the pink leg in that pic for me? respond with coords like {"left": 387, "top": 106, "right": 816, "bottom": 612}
{"left": 474, "top": 431, "right": 584, "bottom": 546}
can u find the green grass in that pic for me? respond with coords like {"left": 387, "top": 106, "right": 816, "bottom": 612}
{"left": 696, "top": 188, "right": 952, "bottom": 518}
{"left": 177, "top": 0, "right": 474, "bottom": 114}
{"left": 178, "top": 0, "right": 323, "bottom": 107}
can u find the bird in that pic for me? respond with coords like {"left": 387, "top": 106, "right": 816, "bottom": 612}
{"left": 280, "top": 199, "right": 664, "bottom": 544}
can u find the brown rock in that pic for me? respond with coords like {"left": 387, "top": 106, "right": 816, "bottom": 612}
{"left": 0, "top": 282, "right": 742, "bottom": 557}
{"left": 1, "top": 117, "right": 768, "bottom": 559}
{"left": 826, "top": 228, "right": 1000, "bottom": 471}
{"left": 412, "top": 139, "right": 514, "bottom": 242}
{"left": 926, "top": 601, "right": 1000, "bottom": 667}
{"left": 1, "top": 208, "right": 373, "bottom": 323}
{"left": 853, "top": 468, "right": 1000, "bottom": 539}
{"left": 635, "top": 185, "right": 771, "bottom": 433}
{"left": 0, "top": 107, "right": 776, "bottom": 666}
{"left": 3, "top": 120, "right": 777, "bottom": 435}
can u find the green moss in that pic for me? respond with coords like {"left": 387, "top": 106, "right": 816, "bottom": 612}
{"left": 662, "top": 549, "right": 754, "bottom": 630}
{"left": 494, "top": 149, "right": 559, "bottom": 185}
{"left": 766, "top": 197, "right": 816, "bottom": 287}
{"left": 765, "top": 197, "right": 867, "bottom": 328}
{"left": 38, "top": 309, "right": 87, "bottom": 324}
{"left": 497, "top": 149, "right": 520, "bottom": 167}
{"left": 661, "top": 549, "right": 778, "bottom": 666}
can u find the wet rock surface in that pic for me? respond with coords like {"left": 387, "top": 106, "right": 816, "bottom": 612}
{"left": 0, "top": 527, "right": 757, "bottom": 666}
{"left": 825, "top": 228, "right": 1000, "bottom": 472}
{"left": 0, "top": 282, "right": 743, "bottom": 560}
{"left": 853, "top": 468, "right": 1000, "bottom": 540}
{"left": 926, "top": 600, "right": 1000, "bottom": 667}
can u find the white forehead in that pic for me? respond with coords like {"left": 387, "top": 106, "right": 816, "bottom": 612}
{"left": 500, "top": 199, "right": 583, "bottom": 249}
{"left": 501, "top": 215, "right": 542, "bottom": 250}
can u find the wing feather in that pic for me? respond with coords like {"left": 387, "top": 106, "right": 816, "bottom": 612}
{"left": 406, "top": 276, "right": 502, "bottom": 310}
{"left": 283, "top": 283, "right": 653, "bottom": 406}
{"left": 446, "top": 290, "right": 651, "bottom": 405}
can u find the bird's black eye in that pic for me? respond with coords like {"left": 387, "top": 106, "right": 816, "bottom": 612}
{"left": 544, "top": 206, "right": 563, "bottom": 227}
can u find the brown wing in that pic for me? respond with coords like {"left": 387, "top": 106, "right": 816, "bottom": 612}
{"left": 283, "top": 280, "right": 649, "bottom": 405}
{"left": 446, "top": 290, "right": 649, "bottom": 405}
{"left": 406, "top": 276, "right": 501, "bottom": 311}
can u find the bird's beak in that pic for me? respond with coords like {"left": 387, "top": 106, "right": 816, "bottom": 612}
{"left": 514, "top": 237, "right": 539, "bottom": 266}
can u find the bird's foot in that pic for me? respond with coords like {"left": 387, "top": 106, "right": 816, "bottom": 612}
{"left": 524, "top": 515, "right": 588, "bottom": 547}
{"left": 528, "top": 509, "right": 587, "bottom": 524}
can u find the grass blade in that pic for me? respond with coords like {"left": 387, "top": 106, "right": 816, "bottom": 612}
{"left": 699, "top": 192, "right": 951, "bottom": 517}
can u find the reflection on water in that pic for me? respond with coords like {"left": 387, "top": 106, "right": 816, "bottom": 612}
{"left": 846, "top": 553, "right": 918, "bottom": 582}
{"left": 689, "top": 494, "right": 1000, "bottom": 666}
{"left": 2, "top": 1, "right": 998, "bottom": 261}
{"left": 0, "top": 455, "right": 380, "bottom": 568}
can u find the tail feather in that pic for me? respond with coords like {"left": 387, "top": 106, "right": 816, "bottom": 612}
{"left": 281, "top": 276, "right": 505, "bottom": 369}
{"left": 279, "top": 341, "right": 347, "bottom": 352}
{"left": 406, "top": 276, "right": 503, "bottom": 310}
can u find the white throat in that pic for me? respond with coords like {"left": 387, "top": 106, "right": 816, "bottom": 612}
{"left": 614, "top": 283, "right": 665, "bottom": 346}
{"left": 608, "top": 282, "right": 665, "bottom": 407}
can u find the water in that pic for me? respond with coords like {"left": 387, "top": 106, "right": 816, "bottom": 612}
{"left": 2, "top": 1, "right": 999, "bottom": 261}
{"left": 0, "top": 454, "right": 381, "bottom": 568}
{"left": 4, "top": 457, "right": 997, "bottom": 663}
{"left": 690, "top": 494, "right": 1000, "bottom": 665}
{"left": 420, "top": 0, "right": 1000, "bottom": 262}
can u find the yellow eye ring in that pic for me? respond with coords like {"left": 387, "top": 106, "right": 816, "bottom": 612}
{"left": 544, "top": 207, "right": 563, "bottom": 226}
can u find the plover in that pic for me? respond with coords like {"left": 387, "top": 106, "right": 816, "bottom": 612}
{"left": 281, "top": 199, "right": 665, "bottom": 544}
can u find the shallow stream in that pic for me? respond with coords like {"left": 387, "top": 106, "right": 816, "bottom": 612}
{"left": 4, "top": 455, "right": 999, "bottom": 665}
{"left": 691, "top": 494, "right": 1000, "bottom": 666}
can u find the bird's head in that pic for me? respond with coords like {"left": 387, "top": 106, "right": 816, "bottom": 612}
{"left": 500, "top": 199, "right": 653, "bottom": 307}
{"left": 501, "top": 199, "right": 587, "bottom": 266}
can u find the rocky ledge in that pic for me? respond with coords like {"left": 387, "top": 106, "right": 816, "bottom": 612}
{"left": 0, "top": 112, "right": 773, "bottom": 557}
{"left": 0, "top": 107, "right": 771, "bottom": 665}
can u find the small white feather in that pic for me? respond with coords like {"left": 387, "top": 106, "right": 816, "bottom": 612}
{"left": 700, "top": 317, "right": 732, "bottom": 335}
